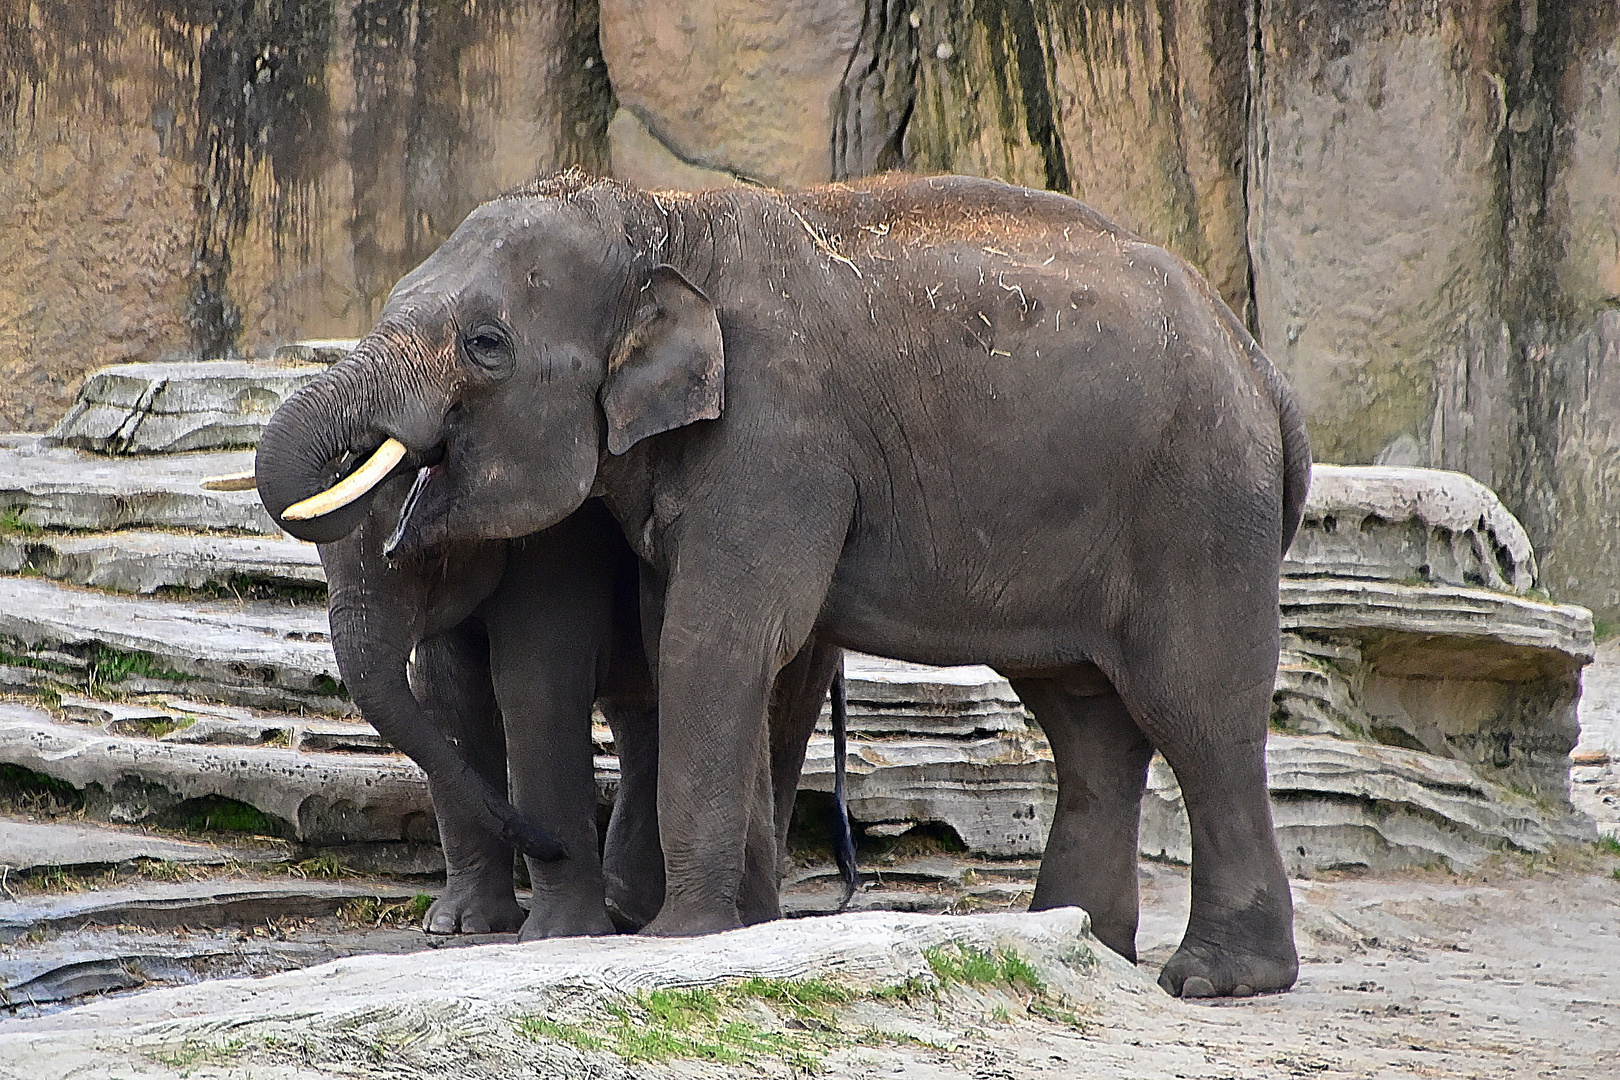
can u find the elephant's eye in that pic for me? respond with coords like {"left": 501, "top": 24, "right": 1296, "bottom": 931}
{"left": 462, "top": 326, "right": 513, "bottom": 373}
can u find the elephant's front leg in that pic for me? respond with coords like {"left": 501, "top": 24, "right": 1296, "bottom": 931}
{"left": 411, "top": 629, "right": 525, "bottom": 935}
{"left": 642, "top": 581, "right": 832, "bottom": 936}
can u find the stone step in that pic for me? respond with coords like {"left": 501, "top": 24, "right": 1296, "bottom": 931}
{"left": 0, "top": 576, "right": 342, "bottom": 713}
{"left": 0, "top": 437, "right": 273, "bottom": 534}
{"left": 0, "top": 530, "right": 322, "bottom": 595}
{"left": 0, "top": 816, "right": 287, "bottom": 874}
{"left": 0, "top": 878, "right": 424, "bottom": 942}
{"left": 45, "top": 357, "right": 335, "bottom": 456}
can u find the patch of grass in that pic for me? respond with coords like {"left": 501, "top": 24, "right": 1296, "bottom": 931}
{"left": 922, "top": 944, "right": 1044, "bottom": 995}
{"left": 135, "top": 858, "right": 202, "bottom": 883}
{"left": 0, "top": 508, "right": 39, "bottom": 535}
{"left": 155, "top": 574, "right": 327, "bottom": 605}
{"left": 1613, "top": 867, "right": 1620, "bottom": 883}
{"left": 516, "top": 1015, "right": 606, "bottom": 1053}
{"left": 517, "top": 975, "right": 900, "bottom": 1070}
{"left": 0, "top": 642, "right": 82, "bottom": 677}
{"left": 1596, "top": 834, "right": 1620, "bottom": 857}
{"left": 85, "top": 645, "right": 194, "bottom": 687}
{"left": 145, "top": 1037, "right": 247, "bottom": 1069}
{"left": 291, "top": 853, "right": 352, "bottom": 879}
{"left": 1594, "top": 619, "right": 1617, "bottom": 643}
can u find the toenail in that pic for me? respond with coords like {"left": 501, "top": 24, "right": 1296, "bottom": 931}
{"left": 1181, "top": 976, "right": 1217, "bottom": 998}
{"left": 1232, "top": 984, "right": 1255, "bottom": 997}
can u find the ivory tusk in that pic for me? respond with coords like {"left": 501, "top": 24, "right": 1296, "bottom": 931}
{"left": 281, "top": 438, "right": 408, "bottom": 521}
{"left": 199, "top": 470, "right": 257, "bottom": 492}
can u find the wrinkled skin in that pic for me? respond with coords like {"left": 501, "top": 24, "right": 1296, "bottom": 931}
{"left": 316, "top": 486, "right": 838, "bottom": 937}
{"left": 257, "top": 173, "right": 1311, "bottom": 997}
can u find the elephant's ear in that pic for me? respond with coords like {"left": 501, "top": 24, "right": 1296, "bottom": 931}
{"left": 601, "top": 265, "right": 724, "bottom": 456}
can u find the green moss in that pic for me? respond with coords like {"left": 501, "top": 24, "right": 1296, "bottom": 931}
{"left": 164, "top": 794, "right": 284, "bottom": 836}
{"left": 1594, "top": 619, "right": 1618, "bottom": 643}
{"left": 311, "top": 674, "right": 347, "bottom": 699}
{"left": 0, "top": 642, "right": 81, "bottom": 677}
{"left": 1597, "top": 834, "right": 1620, "bottom": 857}
{"left": 85, "top": 645, "right": 194, "bottom": 687}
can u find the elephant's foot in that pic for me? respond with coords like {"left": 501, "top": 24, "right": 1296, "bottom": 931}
{"left": 604, "top": 883, "right": 660, "bottom": 933}
{"left": 517, "top": 893, "right": 614, "bottom": 940}
{"left": 639, "top": 905, "right": 743, "bottom": 938}
{"left": 1156, "top": 925, "right": 1299, "bottom": 999}
{"left": 424, "top": 872, "right": 525, "bottom": 935}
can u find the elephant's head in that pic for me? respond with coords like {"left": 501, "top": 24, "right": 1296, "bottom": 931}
{"left": 256, "top": 176, "right": 723, "bottom": 553}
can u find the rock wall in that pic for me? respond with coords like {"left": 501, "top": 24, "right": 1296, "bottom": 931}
{"left": 0, "top": 0, "right": 612, "bottom": 430}
{"left": 5, "top": 0, "right": 1620, "bottom": 618}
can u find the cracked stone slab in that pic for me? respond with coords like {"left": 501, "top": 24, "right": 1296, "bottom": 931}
{"left": 0, "top": 530, "right": 322, "bottom": 594}
{"left": 0, "top": 577, "right": 341, "bottom": 712}
{"left": 44, "top": 359, "right": 329, "bottom": 456}
{"left": 0, "top": 878, "right": 425, "bottom": 943}
{"left": 1286, "top": 464, "right": 1539, "bottom": 592}
{"left": 0, "top": 817, "right": 284, "bottom": 875}
{"left": 1278, "top": 577, "right": 1593, "bottom": 671}
{"left": 0, "top": 437, "right": 273, "bottom": 534}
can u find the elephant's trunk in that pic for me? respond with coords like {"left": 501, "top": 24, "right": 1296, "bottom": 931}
{"left": 326, "top": 572, "right": 567, "bottom": 863}
{"left": 256, "top": 330, "right": 452, "bottom": 545}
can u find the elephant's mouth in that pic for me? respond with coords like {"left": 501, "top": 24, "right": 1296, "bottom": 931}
{"left": 280, "top": 438, "right": 445, "bottom": 525}
{"left": 383, "top": 463, "right": 439, "bottom": 559}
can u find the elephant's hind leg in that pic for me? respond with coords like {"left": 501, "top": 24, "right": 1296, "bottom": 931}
{"left": 411, "top": 628, "right": 526, "bottom": 935}
{"left": 1110, "top": 606, "right": 1298, "bottom": 998}
{"left": 1009, "top": 669, "right": 1153, "bottom": 962}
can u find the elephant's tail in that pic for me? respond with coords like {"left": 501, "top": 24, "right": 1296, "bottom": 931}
{"left": 830, "top": 663, "right": 860, "bottom": 910}
{"left": 1274, "top": 369, "right": 1312, "bottom": 556}
{"left": 1211, "top": 293, "right": 1312, "bottom": 555}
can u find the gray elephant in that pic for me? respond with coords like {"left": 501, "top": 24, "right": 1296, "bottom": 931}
{"left": 255, "top": 172, "right": 1310, "bottom": 998}
{"left": 266, "top": 470, "right": 853, "bottom": 937}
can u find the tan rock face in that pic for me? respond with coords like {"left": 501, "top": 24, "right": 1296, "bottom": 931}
{"left": 833, "top": 0, "right": 1250, "bottom": 312}
{"left": 599, "top": 0, "right": 863, "bottom": 187}
{"left": 0, "top": 0, "right": 612, "bottom": 432}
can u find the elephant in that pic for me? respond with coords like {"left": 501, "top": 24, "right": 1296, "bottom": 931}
{"left": 265, "top": 472, "right": 855, "bottom": 938}
{"left": 254, "top": 171, "right": 1311, "bottom": 998}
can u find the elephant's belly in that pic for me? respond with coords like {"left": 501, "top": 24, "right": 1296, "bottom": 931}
{"left": 817, "top": 552, "right": 1112, "bottom": 672}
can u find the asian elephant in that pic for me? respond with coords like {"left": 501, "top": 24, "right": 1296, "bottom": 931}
{"left": 255, "top": 172, "right": 1311, "bottom": 998}
{"left": 295, "top": 477, "right": 853, "bottom": 938}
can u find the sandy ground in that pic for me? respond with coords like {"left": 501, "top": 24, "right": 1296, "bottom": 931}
{"left": 3, "top": 857, "right": 1616, "bottom": 1078}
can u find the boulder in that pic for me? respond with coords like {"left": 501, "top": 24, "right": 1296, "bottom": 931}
{"left": 1286, "top": 464, "right": 1537, "bottom": 592}
{"left": 0, "top": 908, "right": 1150, "bottom": 1079}
{"left": 1141, "top": 735, "right": 1596, "bottom": 874}
{"left": 0, "top": 530, "right": 322, "bottom": 595}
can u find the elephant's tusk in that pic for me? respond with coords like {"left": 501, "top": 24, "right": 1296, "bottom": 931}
{"left": 199, "top": 470, "right": 257, "bottom": 492}
{"left": 282, "top": 438, "right": 407, "bottom": 521}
